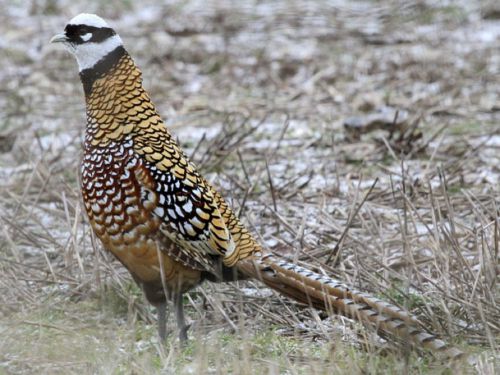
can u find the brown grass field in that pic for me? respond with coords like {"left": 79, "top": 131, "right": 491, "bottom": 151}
{"left": 0, "top": 0, "right": 498, "bottom": 374}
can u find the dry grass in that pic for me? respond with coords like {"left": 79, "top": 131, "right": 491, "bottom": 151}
{"left": 0, "top": 0, "right": 498, "bottom": 374}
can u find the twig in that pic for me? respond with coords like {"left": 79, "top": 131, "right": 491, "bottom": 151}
{"left": 325, "top": 178, "right": 379, "bottom": 265}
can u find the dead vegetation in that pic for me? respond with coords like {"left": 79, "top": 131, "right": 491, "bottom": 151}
{"left": 0, "top": 0, "right": 498, "bottom": 374}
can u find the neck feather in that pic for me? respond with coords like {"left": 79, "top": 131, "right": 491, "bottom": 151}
{"left": 79, "top": 46, "right": 127, "bottom": 97}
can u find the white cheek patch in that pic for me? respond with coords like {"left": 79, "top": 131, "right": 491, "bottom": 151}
{"left": 74, "top": 34, "right": 123, "bottom": 71}
{"left": 81, "top": 32, "right": 92, "bottom": 42}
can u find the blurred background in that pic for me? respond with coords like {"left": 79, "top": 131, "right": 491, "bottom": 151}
{"left": 0, "top": 1, "right": 498, "bottom": 373}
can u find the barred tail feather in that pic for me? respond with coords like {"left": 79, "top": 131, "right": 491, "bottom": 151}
{"left": 237, "top": 253, "right": 464, "bottom": 360}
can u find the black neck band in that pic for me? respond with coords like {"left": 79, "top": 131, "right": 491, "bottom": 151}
{"left": 79, "top": 45, "right": 126, "bottom": 97}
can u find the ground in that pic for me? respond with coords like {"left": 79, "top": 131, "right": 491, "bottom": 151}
{"left": 0, "top": 0, "right": 498, "bottom": 374}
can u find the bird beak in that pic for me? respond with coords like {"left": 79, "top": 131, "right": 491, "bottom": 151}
{"left": 50, "top": 33, "right": 69, "bottom": 44}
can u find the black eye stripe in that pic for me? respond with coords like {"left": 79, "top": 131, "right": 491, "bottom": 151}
{"left": 64, "top": 24, "right": 116, "bottom": 44}
{"left": 78, "top": 26, "right": 91, "bottom": 34}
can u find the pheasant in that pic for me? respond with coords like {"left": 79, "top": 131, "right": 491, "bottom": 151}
{"left": 51, "top": 14, "right": 463, "bottom": 358}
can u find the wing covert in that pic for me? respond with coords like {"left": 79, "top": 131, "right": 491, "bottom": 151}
{"left": 131, "top": 131, "right": 237, "bottom": 268}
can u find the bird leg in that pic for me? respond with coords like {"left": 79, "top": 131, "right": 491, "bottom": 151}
{"left": 173, "top": 293, "right": 190, "bottom": 343}
{"left": 157, "top": 301, "right": 167, "bottom": 342}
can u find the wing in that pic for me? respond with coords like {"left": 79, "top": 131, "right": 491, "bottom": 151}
{"left": 208, "top": 183, "right": 263, "bottom": 264}
{"left": 131, "top": 130, "right": 237, "bottom": 271}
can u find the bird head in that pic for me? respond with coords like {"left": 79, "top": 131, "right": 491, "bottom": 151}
{"left": 50, "top": 14, "right": 123, "bottom": 71}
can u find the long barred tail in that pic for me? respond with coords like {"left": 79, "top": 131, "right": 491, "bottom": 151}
{"left": 236, "top": 252, "right": 464, "bottom": 360}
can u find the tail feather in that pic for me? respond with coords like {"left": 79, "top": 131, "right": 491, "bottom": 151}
{"left": 237, "top": 253, "right": 464, "bottom": 360}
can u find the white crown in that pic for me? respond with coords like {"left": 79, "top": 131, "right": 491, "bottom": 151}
{"left": 68, "top": 13, "right": 110, "bottom": 28}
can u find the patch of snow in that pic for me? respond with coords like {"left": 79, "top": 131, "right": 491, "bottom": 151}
{"left": 240, "top": 287, "right": 273, "bottom": 298}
